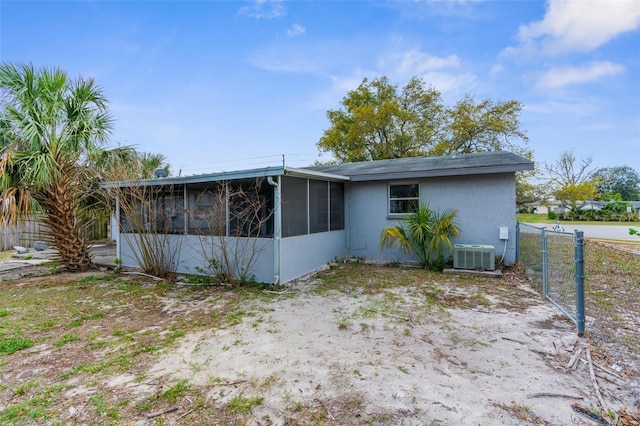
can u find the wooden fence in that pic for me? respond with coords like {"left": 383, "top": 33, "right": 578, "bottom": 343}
{"left": 0, "top": 217, "right": 108, "bottom": 251}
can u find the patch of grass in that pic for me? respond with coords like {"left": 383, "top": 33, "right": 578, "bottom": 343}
{"left": 253, "top": 371, "right": 283, "bottom": 390}
{"left": 88, "top": 311, "right": 106, "bottom": 320}
{"left": 516, "top": 213, "right": 640, "bottom": 226}
{"left": 0, "top": 384, "right": 64, "bottom": 423}
{"left": 91, "top": 395, "right": 108, "bottom": 416}
{"left": 37, "top": 318, "right": 57, "bottom": 332}
{"left": 397, "top": 366, "right": 409, "bottom": 374}
{"left": 76, "top": 275, "right": 99, "bottom": 284}
{"left": 59, "top": 365, "right": 82, "bottom": 380}
{"left": 112, "top": 329, "right": 135, "bottom": 341}
{"left": 65, "top": 318, "right": 83, "bottom": 328}
{"left": 14, "top": 379, "right": 38, "bottom": 396}
{"left": 494, "top": 401, "right": 545, "bottom": 424}
{"left": 0, "top": 310, "right": 9, "bottom": 317}
{"left": 226, "top": 309, "right": 246, "bottom": 326}
{"left": 0, "top": 251, "right": 12, "bottom": 261}
{"left": 159, "top": 379, "right": 190, "bottom": 403}
{"left": 54, "top": 333, "right": 80, "bottom": 347}
{"left": 582, "top": 241, "right": 640, "bottom": 363}
{"left": 0, "top": 336, "right": 33, "bottom": 355}
{"left": 335, "top": 313, "right": 353, "bottom": 331}
{"left": 226, "top": 395, "right": 264, "bottom": 415}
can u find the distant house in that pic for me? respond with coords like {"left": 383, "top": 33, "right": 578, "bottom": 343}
{"left": 105, "top": 151, "right": 534, "bottom": 284}
{"left": 531, "top": 200, "right": 640, "bottom": 215}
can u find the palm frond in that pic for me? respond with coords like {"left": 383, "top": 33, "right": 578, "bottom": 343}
{"left": 379, "top": 225, "right": 412, "bottom": 254}
{"left": 379, "top": 203, "right": 460, "bottom": 268}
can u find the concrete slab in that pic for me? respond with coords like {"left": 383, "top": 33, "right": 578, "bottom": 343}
{"left": 443, "top": 268, "right": 503, "bottom": 278}
{"left": 1, "top": 243, "right": 117, "bottom": 271}
{"left": 0, "top": 259, "right": 51, "bottom": 272}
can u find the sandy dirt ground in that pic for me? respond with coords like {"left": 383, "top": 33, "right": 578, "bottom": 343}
{"left": 142, "top": 275, "right": 637, "bottom": 425}
{"left": 1, "top": 253, "right": 638, "bottom": 425}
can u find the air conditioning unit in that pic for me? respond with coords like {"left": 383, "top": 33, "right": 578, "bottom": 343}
{"left": 453, "top": 244, "right": 495, "bottom": 271}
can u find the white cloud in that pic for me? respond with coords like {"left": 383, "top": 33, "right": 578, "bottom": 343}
{"left": 238, "top": 0, "right": 286, "bottom": 20}
{"left": 250, "top": 40, "right": 476, "bottom": 106}
{"left": 378, "top": 48, "right": 474, "bottom": 96}
{"left": 489, "top": 64, "right": 504, "bottom": 77}
{"left": 249, "top": 51, "right": 320, "bottom": 74}
{"left": 395, "top": 49, "right": 461, "bottom": 74}
{"left": 286, "top": 23, "right": 306, "bottom": 38}
{"left": 514, "top": 0, "right": 640, "bottom": 55}
{"left": 536, "top": 61, "right": 625, "bottom": 89}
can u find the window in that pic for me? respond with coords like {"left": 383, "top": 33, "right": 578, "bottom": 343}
{"left": 309, "top": 180, "right": 329, "bottom": 233}
{"left": 330, "top": 182, "right": 344, "bottom": 230}
{"left": 154, "top": 188, "right": 185, "bottom": 234}
{"left": 389, "top": 183, "right": 419, "bottom": 215}
{"left": 282, "top": 176, "right": 308, "bottom": 237}
{"left": 187, "top": 183, "right": 226, "bottom": 235}
{"left": 186, "top": 180, "right": 274, "bottom": 237}
{"left": 119, "top": 186, "right": 185, "bottom": 234}
{"left": 228, "top": 179, "right": 274, "bottom": 238}
{"left": 281, "top": 177, "right": 345, "bottom": 237}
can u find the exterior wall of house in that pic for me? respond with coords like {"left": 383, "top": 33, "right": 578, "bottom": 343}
{"left": 279, "top": 230, "right": 347, "bottom": 283}
{"left": 345, "top": 173, "right": 518, "bottom": 265}
{"left": 118, "top": 233, "right": 275, "bottom": 282}
{"left": 114, "top": 169, "right": 518, "bottom": 281}
{"left": 117, "top": 230, "right": 347, "bottom": 284}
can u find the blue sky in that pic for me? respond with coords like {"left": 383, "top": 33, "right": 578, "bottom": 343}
{"left": 1, "top": 0, "right": 639, "bottom": 176}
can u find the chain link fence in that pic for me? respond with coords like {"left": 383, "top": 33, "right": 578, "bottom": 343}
{"left": 516, "top": 222, "right": 585, "bottom": 335}
{"left": 517, "top": 223, "right": 544, "bottom": 290}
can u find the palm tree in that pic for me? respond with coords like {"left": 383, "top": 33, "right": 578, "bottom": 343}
{"left": 380, "top": 204, "right": 460, "bottom": 269}
{"left": 0, "top": 63, "right": 112, "bottom": 271}
{"left": 139, "top": 152, "right": 170, "bottom": 179}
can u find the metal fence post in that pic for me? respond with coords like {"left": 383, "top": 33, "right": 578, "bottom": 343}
{"left": 575, "top": 230, "right": 586, "bottom": 336}
{"left": 515, "top": 222, "right": 520, "bottom": 262}
{"left": 541, "top": 229, "right": 548, "bottom": 296}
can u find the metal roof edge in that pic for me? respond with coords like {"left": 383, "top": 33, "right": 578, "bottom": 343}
{"left": 100, "top": 165, "right": 287, "bottom": 188}
{"left": 347, "top": 163, "right": 534, "bottom": 182}
{"left": 284, "top": 167, "right": 350, "bottom": 181}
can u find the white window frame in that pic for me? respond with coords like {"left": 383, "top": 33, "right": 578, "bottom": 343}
{"left": 388, "top": 182, "right": 420, "bottom": 216}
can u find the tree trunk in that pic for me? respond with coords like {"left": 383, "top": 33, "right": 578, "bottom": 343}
{"left": 38, "top": 175, "right": 94, "bottom": 272}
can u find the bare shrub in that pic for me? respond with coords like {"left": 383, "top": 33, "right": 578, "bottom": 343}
{"left": 102, "top": 158, "right": 182, "bottom": 279}
{"left": 189, "top": 178, "right": 273, "bottom": 285}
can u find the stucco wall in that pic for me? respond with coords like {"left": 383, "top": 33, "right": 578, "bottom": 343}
{"left": 345, "top": 173, "right": 517, "bottom": 265}
{"left": 118, "top": 231, "right": 347, "bottom": 284}
{"left": 279, "top": 230, "right": 347, "bottom": 283}
{"left": 118, "top": 233, "right": 275, "bottom": 282}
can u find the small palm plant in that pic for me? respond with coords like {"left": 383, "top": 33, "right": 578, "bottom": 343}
{"left": 380, "top": 204, "right": 460, "bottom": 269}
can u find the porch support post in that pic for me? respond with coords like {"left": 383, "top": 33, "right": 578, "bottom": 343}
{"left": 269, "top": 176, "right": 281, "bottom": 284}
{"left": 115, "top": 197, "right": 121, "bottom": 263}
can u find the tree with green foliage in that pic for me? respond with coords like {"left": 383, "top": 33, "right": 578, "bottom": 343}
{"left": 380, "top": 204, "right": 460, "bottom": 269}
{"left": 545, "top": 151, "right": 598, "bottom": 215}
{"left": 317, "top": 76, "right": 530, "bottom": 162}
{"left": 89, "top": 147, "right": 170, "bottom": 180}
{"left": 593, "top": 166, "right": 640, "bottom": 201}
{"left": 431, "top": 95, "right": 529, "bottom": 158}
{"left": 0, "top": 62, "right": 112, "bottom": 271}
{"left": 516, "top": 166, "right": 550, "bottom": 211}
{"left": 598, "top": 193, "right": 632, "bottom": 221}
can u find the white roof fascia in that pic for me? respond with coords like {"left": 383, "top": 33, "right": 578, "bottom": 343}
{"left": 346, "top": 163, "right": 534, "bottom": 182}
{"left": 284, "top": 167, "right": 350, "bottom": 182}
{"left": 100, "top": 166, "right": 287, "bottom": 189}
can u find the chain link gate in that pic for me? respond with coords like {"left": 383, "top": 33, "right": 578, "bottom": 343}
{"left": 516, "top": 223, "right": 585, "bottom": 335}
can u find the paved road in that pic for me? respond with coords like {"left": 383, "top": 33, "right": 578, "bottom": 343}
{"left": 524, "top": 222, "right": 640, "bottom": 241}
